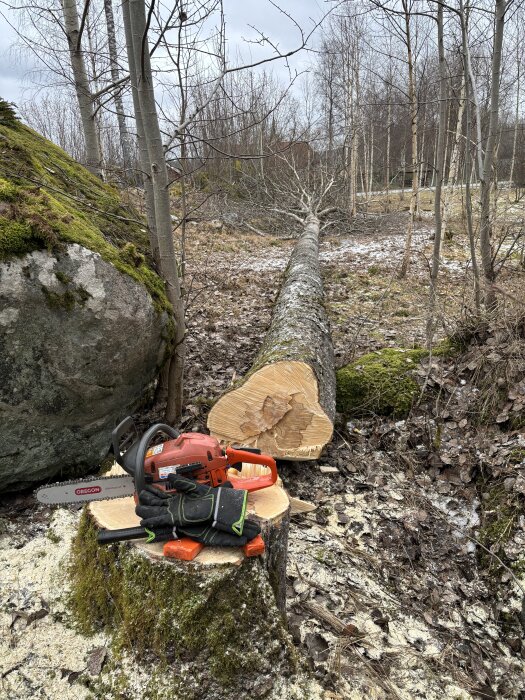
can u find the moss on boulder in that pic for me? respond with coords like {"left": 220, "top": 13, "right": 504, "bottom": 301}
{"left": 0, "top": 106, "right": 169, "bottom": 313}
{"left": 336, "top": 348, "right": 428, "bottom": 418}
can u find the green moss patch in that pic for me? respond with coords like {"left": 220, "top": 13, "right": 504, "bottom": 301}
{"left": 69, "top": 511, "right": 296, "bottom": 688}
{"left": 0, "top": 111, "right": 170, "bottom": 314}
{"left": 336, "top": 347, "right": 428, "bottom": 418}
{"left": 477, "top": 483, "right": 523, "bottom": 575}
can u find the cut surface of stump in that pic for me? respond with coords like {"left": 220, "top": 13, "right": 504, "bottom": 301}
{"left": 208, "top": 215, "right": 335, "bottom": 460}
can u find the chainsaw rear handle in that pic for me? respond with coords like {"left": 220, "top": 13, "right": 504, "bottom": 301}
{"left": 98, "top": 526, "right": 149, "bottom": 544}
{"left": 226, "top": 446, "right": 278, "bottom": 492}
{"left": 135, "top": 423, "right": 180, "bottom": 499}
{"left": 97, "top": 525, "right": 174, "bottom": 544}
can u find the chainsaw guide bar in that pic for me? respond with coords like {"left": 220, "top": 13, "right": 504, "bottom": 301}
{"left": 35, "top": 474, "right": 134, "bottom": 505}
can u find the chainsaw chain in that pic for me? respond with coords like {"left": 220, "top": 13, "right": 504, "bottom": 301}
{"left": 35, "top": 473, "right": 134, "bottom": 505}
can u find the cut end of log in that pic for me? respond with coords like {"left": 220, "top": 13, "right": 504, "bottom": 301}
{"left": 208, "top": 360, "right": 334, "bottom": 460}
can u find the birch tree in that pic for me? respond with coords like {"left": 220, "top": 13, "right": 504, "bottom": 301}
{"left": 103, "top": 0, "right": 133, "bottom": 174}
{"left": 61, "top": 0, "right": 103, "bottom": 176}
{"left": 478, "top": 0, "right": 507, "bottom": 310}
{"left": 122, "top": 0, "right": 186, "bottom": 422}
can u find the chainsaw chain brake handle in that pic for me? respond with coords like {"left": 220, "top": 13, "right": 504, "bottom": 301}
{"left": 226, "top": 447, "right": 278, "bottom": 492}
{"left": 112, "top": 417, "right": 180, "bottom": 489}
{"left": 134, "top": 423, "right": 181, "bottom": 499}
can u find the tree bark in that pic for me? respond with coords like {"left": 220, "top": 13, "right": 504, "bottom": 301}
{"left": 61, "top": 0, "right": 103, "bottom": 177}
{"left": 460, "top": 0, "right": 481, "bottom": 310}
{"left": 208, "top": 215, "right": 335, "bottom": 460}
{"left": 509, "top": 43, "right": 520, "bottom": 192}
{"left": 121, "top": 0, "right": 159, "bottom": 264}
{"left": 124, "top": 0, "right": 186, "bottom": 422}
{"left": 103, "top": 0, "right": 134, "bottom": 174}
{"left": 385, "top": 79, "right": 392, "bottom": 212}
{"left": 399, "top": 0, "right": 418, "bottom": 278}
{"left": 442, "top": 78, "right": 466, "bottom": 234}
{"left": 426, "top": 1, "right": 447, "bottom": 346}
{"left": 479, "top": 0, "right": 506, "bottom": 311}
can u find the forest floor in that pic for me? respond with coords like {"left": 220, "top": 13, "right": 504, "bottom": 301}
{"left": 2, "top": 198, "right": 525, "bottom": 699}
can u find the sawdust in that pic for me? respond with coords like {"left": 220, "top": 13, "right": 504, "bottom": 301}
{"left": 0, "top": 509, "right": 108, "bottom": 699}
{"left": 0, "top": 506, "right": 323, "bottom": 700}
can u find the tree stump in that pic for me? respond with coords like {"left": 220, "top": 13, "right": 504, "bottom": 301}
{"left": 208, "top": 215, "right": 335, "bottom": 460}
{"left": 68, "top": 467, "right": 295, "bottom": 699}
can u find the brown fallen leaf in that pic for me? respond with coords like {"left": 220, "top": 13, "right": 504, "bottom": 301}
{"left": 86, "top": 646, "right": 107, "bottom": 676}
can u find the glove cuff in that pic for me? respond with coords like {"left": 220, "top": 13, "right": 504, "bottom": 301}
{"left": 212, "top": 487, "right": 248, "bottom": 536}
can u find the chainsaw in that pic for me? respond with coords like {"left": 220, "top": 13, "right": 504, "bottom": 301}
{"left": 36, "top": 417, "right": 278, "bottom": 560}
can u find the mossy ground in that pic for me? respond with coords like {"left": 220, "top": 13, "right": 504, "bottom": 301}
{"left": 336, "top": 347, "right": 429, "bottom": 418}
{"left": 69, "top": 511, "right": 296, "bottom": 692}
{"left": 0, "top": 113, "right": 170, "bottom": 314}
{"left": 477, "top": 483, "right": 524, "bottom": 575}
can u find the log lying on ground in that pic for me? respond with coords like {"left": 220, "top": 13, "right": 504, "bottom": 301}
{"left": 208, "top": 214, "right": 335, "bottom": 460}
{"left": 68, "top": 466, "right": 294, "bottom": 698}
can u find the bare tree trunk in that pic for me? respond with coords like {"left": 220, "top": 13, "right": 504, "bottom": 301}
{"left": 385, "top": 90, "right": 391, "bottom": 212}
{"left": 460, "top": 0, "right": 481, "bottom": 310}
{"left": 443, "top": 79, "right": 466, "bottom": 233}
{"left": 124, "top": 0, "right": 186, "bottom": 422}
{"left": 121, "top": 0, "right": 159, "bottom": 265}
{"left": 399, "top": 1, "right": 418, "bottom": 278}
{"left": 426, "top": 1, "right": 447, "bottom": 346}
{"left": 368, "top": 124, "right": 374, "bottom": 197}
{"left": 103, "top": 0, "right": 133, "bottom": 174}
{"left": 479, "top": 0, "right": 506, "bottom": 311}
{"left": 418, "top": 106, "right": 427, "bottom": 192}
{"left": 350, "top": 128, "right": 358, "bottom": 216}
{"left": 509, "top": 51, "right": 520, "bottom": 192}
{"left": 61, "top": 0, "right": 102, "bottom": 176}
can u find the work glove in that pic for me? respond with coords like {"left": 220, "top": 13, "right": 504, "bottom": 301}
{"left": 176, "top": 519, "right": 261, "bottom": 546}
{"left": 135, "top": 475, "right": 250, "bottom": 537}
{"left": 136, "top": 519, "right": 261, "bottom": 546}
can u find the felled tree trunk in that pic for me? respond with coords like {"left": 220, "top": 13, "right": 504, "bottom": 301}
{"left": 68, "top": 471, "right": 293, "bottom": 698}
{"left": 208, "top": 214, "right": 335, "bottom": 460}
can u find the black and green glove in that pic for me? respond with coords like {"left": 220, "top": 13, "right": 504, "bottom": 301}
{"left": 120, "top": 521, "right": 261, "bottom": 546}
{"left": 176, "top": 520, "right": 261, "bottom": 546}
{"left": 136, "top": 475, "right": 251, "bottom": 537}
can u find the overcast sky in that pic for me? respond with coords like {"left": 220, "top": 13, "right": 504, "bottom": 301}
{"left": 0, "top": 0, "right": 329, "bottom": 106}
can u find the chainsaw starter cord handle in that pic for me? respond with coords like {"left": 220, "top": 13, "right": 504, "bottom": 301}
{"left": 135, "top": 423, "right": 180, "bottom": 499}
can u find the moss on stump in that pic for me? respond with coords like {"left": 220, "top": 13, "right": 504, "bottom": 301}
{"left": 336, "top": 348, "right": 429, "bottom": 418}
{"left": 68, "top": 511, "right": 298, "bottom": 699}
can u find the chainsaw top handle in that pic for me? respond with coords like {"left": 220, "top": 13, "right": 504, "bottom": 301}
{"left": 225, "top": 447, "right": 278, "bottom": 492}
{"left": 134, "top": 423, "right": 181, "bottom": 498}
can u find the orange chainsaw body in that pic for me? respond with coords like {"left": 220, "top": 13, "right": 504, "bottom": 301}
{"left": 141, "top": 432, "right": 277, "bottom": 494}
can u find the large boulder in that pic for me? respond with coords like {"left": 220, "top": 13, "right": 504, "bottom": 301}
{"left": 0, "top": 244, "right": 169, "bottom": 491}
{"left": 0, "top": 102, "right": 172, "bottom": 491}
